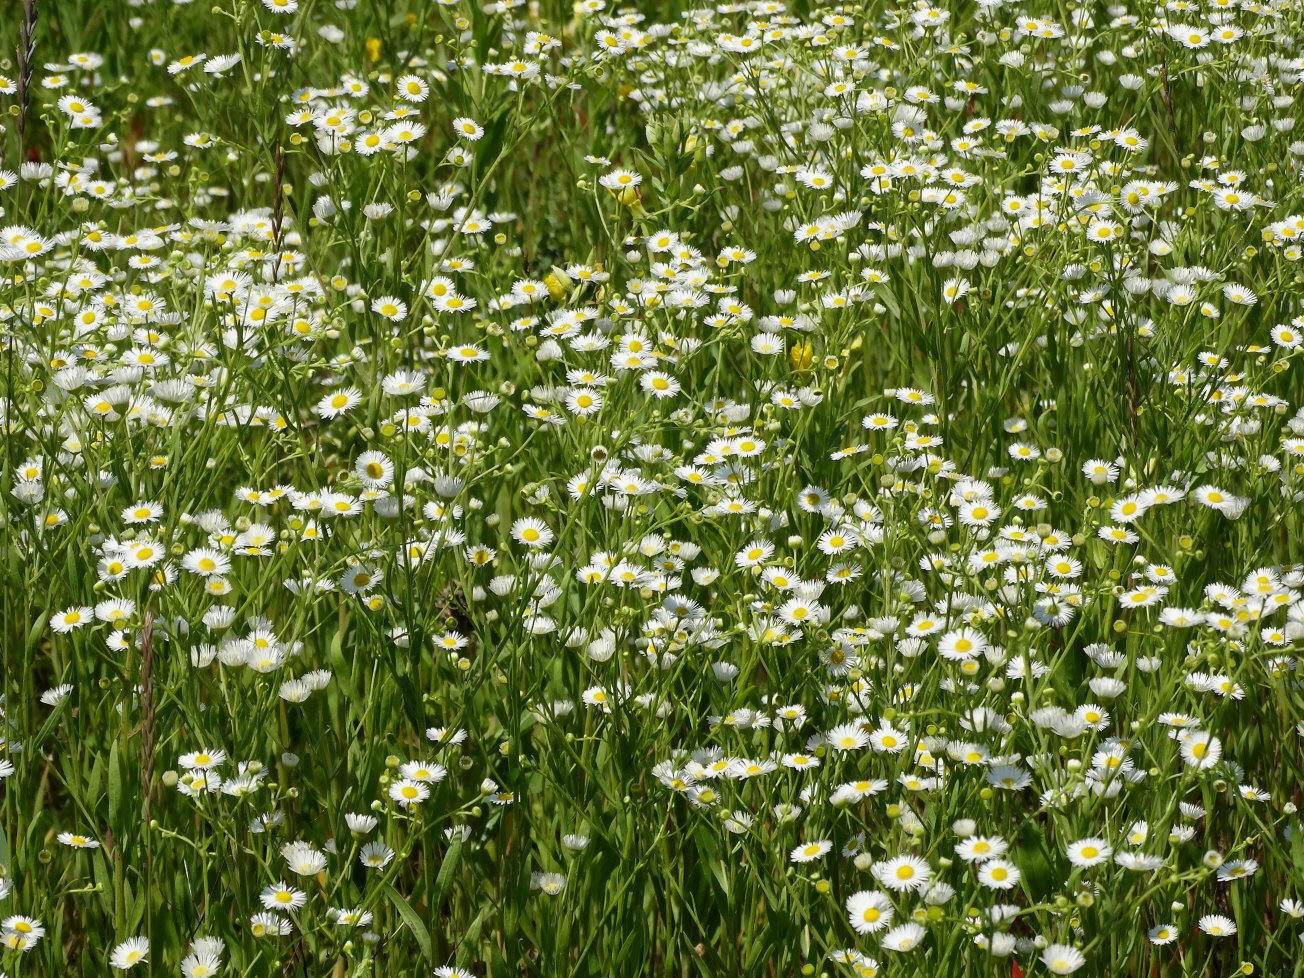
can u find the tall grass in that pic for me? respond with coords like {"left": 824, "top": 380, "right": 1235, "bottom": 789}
{"left": 2, "top": 0, "right": 1304, "bottom": 976}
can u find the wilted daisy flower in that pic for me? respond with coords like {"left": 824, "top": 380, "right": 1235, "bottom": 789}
{"left": 530, "top": 872, "right": 567, "bottom": 895}
{"left": 881, "top": 922, "right": 926, "bottom": 952}
{"left": 360, "top": 842, "right": 394, "bottom": 869}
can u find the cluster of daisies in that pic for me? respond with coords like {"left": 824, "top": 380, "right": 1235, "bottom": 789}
{"left": 3, "top": 0, "right": 1304, "bottom": 975}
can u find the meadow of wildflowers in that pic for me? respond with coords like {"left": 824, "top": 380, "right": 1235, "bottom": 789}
{"left": 2, "top": 0, "right": 1304, "bottom": 974}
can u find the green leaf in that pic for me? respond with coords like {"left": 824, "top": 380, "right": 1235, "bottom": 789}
{"left": 874, "top": 282, "right": 902, "bottom": 321}
{"left": 468, "top": 899, "right": 490, "bottom": 937}
{"left": 108, "top": 738, "right": 124, "bottom": 830}
{"left": 1014, "top": 819, "right": 1055, "bottom": 900}
{"left": 92, "top": 852, "right": 114, "bottom": 916}
{"left": 383, "top": 882, "right": 432, "bottom": 963}
{"left": 127, "top": 877, "right": 148, "bottom": 931}
{"left": 86, "top": 754, "right": 105, "bottom": 808}
{"left": 474, "top": 107, "right": 513, "bottom": 176}
{"left": 433, "top": 834, "right": 463, "bottom": 907}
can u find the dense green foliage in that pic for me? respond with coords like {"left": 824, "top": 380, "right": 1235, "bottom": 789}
{"left": 3, "top": 0, "right": 1304, "bottom": 975}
